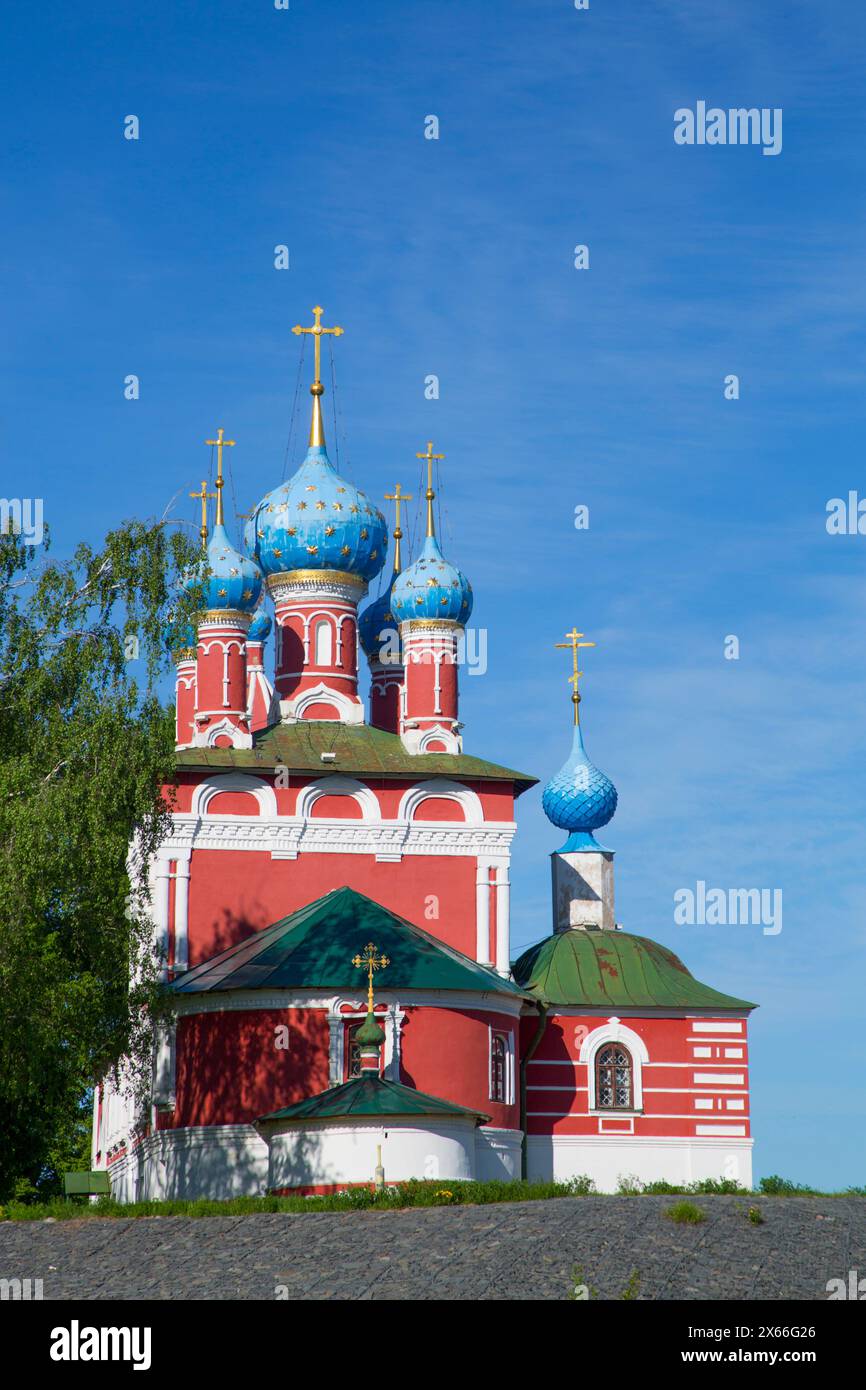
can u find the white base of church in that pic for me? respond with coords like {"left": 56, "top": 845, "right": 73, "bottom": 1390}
{"left": 526, "top": 1135, "right": 754, "bottom": 1193}
{"left": 105, "top": 1126, "right": 268, "bottom": 1203}
{"left": 101, "top": 1122, "right": 524, "bottom": 1201}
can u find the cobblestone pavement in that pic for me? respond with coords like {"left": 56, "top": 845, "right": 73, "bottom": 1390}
{"left": 0, "top": 1197, "right": 862, "bottom": 1300}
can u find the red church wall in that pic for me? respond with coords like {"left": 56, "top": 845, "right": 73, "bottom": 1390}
{"left": 168, "top": 1007, "right": 330, "bottom": 1128}
{"left": 522, "top": 1013, "right": 750, "bottom": 1140}
{"left": 186, "top": 849, "right": 478, "bottom": 964}
{"left": 399, "top": 1005, "right": 520, "bottom": 1132}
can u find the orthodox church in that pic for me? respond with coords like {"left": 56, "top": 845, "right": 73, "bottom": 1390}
{"left": 93, "top": 307, "right": 756, "bottom": 1199}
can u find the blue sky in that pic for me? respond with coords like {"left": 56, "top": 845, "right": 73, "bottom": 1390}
{"left": 3, "top": 0, "right": 865, "bottom": 1187}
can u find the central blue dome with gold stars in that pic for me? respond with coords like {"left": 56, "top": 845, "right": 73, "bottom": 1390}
{"left": 250, "top": 444, "right": 387, "bottom": 583}
{"left": 247, "top": 305, "right": 387, "bottom": 587}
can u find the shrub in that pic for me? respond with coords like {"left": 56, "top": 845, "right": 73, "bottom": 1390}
{"left": 665, "top": 1200, "right": 706, "bottom": 1225}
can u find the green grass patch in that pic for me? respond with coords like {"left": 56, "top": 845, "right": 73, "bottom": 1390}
{"left": 664, "top": 1200, "right": 707, "bottom": 1225}
{"left": 0, "top": 1175, "right": 596, "bottom": 1222}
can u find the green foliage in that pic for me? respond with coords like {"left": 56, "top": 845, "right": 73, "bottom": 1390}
{"left": 617, "top": 1174, "right": 748, "bottom": 1196}
{"left": 664, "top": 1200, "right": 707, "bottom": 1225}
{"left": 0, "top": 521, "right": 202, "bottom": 1201}
{"left": 746, "top": 1205, "right": 765, "bottom": 1224}
{"left": 619, "top": 1268, "right": 641, "bottom": 1299}
{"left": 758, "top": 1174, "right": 817, "bottom": 1196}
{"left": 1, "top": 1176, "right": 596, "bottom": 1220}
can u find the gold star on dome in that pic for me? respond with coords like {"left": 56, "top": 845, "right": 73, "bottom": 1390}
{"left": 324, "top": 525, "right": 335, "bottom": 536}
{"left": 427, "top": 578, "right": 437, "bottom": 587}
{"left": 306, "top": 484, "right": 317, "bottom": 492}
{"left": 415, "top": 595, "right": 424, "bottom": 605}
{"left": 316, "top": 500, "right": 326, "bottom": 510}
{"left": 257, "top": 529, "right": 265, "bottom": 539}
{"left": 349, "top": 504, "right": 359, "bottom": 515}
{"left": 242, "top": 588, "right": 252, "bottom": 599}
{"left": 229, "top": 567, "right": 239, "bottom": 576}
{"left": 307, "top": 544, "right": 318, "bottom": 555}
{"left": 273, "top": 547, "right": 282, "bottom": 558}
{"left": 332, "top": 502, "right": 343, "bottom": 512}
{"left": 218, "top": 587, "right": 227, "bottom": 597}
{"left": 370, "top": 549, "right": 377, "bottom": 560}
{"left": 337, "top": 486, "right": 346, "bottom": 493}
{"left": 440, "top": 596, "right": 448, "bottom": 605}
{"left": 297, "top": 501, "right": 307, "bottom": 511}
{"left": 360, "top": 528, "right": 368, "bottom": 540}
{"left": 341, "top": 545, "right": 351, "bottom": 555}
{"left": 287, "top": 527, "right": 297, "bottom": 537}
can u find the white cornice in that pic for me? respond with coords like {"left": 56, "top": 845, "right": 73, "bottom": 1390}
{"left": 163, "top": 812, "right": 516, "bottom": 861}
{"left": 172, "top": 988, "right": 526, "bottom": 1018}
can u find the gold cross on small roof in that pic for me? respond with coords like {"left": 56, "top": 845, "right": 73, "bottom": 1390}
{"left": 555, "top": 627, "right": 596, "bottom": 724}
{"left": 352, "top": 941, "right": 390, "bottom": 1013}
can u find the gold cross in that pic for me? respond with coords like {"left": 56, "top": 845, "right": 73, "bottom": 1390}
{"left": 555, "top": 627, "right": 596, "bottom": 724}
{"left": 190, "top": 479, "right": 217, "bottom": 550}
{"left": 205, "top": 428, "right": 235, "bottom": 526}
{"left": 384, "top": 483, "right": 413, "bottom": 572}
{"left": 291, "top": 305, "right": 344, "bottom": 386}
{"left": 416, "top": 441, "right": 444, "bottom": 538}
{"left": 352, "top": 941, "right": 390, "bottom": 1014}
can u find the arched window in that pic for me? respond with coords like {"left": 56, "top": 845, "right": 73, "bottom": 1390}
{"left": 314, "top": 619, "right": 332, "bottom": 667}
{"left": 595, "top": 1044, "right": 633, "bottom": 1109}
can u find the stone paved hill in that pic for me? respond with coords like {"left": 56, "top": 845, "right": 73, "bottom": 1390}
{"left": 1, "top": 1196, "right": 863, "bottom": 1300}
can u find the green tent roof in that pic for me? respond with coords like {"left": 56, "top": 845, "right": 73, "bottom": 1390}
{"left": 258, "top": 1074, "right": 490, "bottom": 1125}
{"left": 512, "top": 929, "right": 756, "bottom": 1011}
{"left": 171, "top": 885, "right": 528, "bottom": 998}
{"left": 175, "top": 719, "right": 536, "bottom": 793}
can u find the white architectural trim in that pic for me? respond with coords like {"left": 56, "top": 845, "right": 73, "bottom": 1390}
{"left": 191, "top": 717, "right": 253, "bottom": 750}
{"left": 400, "top": 723, "right": 462, "bottom": 755}
{"left": 191, "top": 773, "right": 278, "bottom": 819}
{"left": 296, "top": 775, "right": 380, "bottom": 822}
{"left": 280, "top": 682, "right": 364, "bottom": 724}
{"left": 579, "top": 1018, "right": 650, "bottom": 1112}
{"left": 162, "top": 812, "right": 516, "bottom": 863}
{"left": 173, "top": 988, "right": 525, "bottom": 1020}
{"left": 398, "top": 779, "right": 483, "bottom": 826}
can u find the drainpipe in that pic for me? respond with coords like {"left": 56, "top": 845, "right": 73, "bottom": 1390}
{"left": 520, "top": 1001, "right": 548, "bottom": 1179}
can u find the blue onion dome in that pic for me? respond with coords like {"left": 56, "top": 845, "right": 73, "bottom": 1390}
{"left": 247, "top": 600, "right": 272, "bottom": 644}
{"left": 390, "top": 534, "right": 473, "bottom": 625}
{"left": 203, "top": 522, "right": 264, "bottom": 613}
{"left": 541, "top": 720, "right": 618, "bottom": 849}
{"left": 250, "top": 444, "right": 388, "bottom": 584}
{"left": 358, "top": 573, "right": 398, "bottom": 659}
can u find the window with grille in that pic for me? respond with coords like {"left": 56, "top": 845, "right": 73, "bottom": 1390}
{"left": 491, "top": 1032, "right": 508, "bottom": 1103}
{"left": 595, "top": 1044, "right": 633, "bottom": 1109}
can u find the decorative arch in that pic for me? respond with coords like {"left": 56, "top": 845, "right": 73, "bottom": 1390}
{"left": 291, "top": 683, "right": 362, "bottom": 723}
{"left": 398, "top": 778, "right": 484, "bottom": 826}
{"left": 191, "top": 772, "right": 278, "bottom": 819}
{"left": 296, "top": 775, "right": 380, "bottom": 823}
{"left": 579, "top": 1017, "right": 648, "bottom": 1112}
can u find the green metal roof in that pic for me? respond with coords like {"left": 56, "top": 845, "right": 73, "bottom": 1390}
{"left": 258, "top": 1074, "right": 490, "bottom": 1125}
{"left": 512, "top": 929, "right": 757, "bottom": 1011}
{"left": 174, "top": 718, "right": 536, "bottom": 793}
{"left": 171, "top": 885, "right": 528, "bottom": 998}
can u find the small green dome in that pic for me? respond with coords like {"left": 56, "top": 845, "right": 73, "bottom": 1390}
{"left": 354, "top": 1010, "right": 386, "bottom": 1047}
